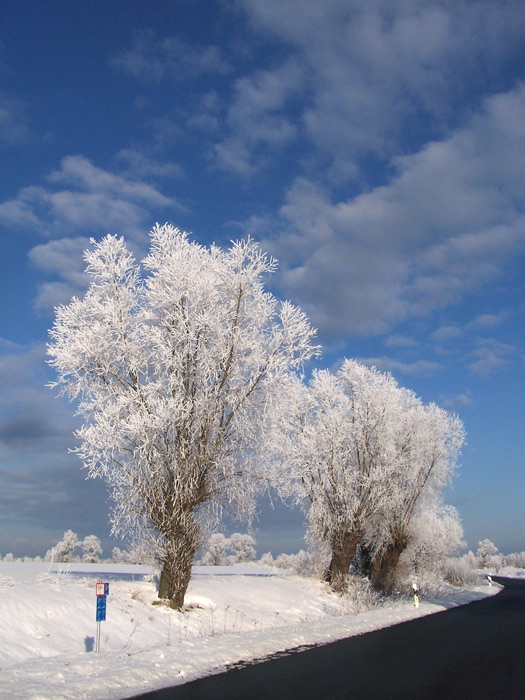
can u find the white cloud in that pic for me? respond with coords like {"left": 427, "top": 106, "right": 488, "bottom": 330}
{"left": 440, "top": 393, "right": 473, "bottom": 410}
{"left": 0, "top": 341, "right": 110, "bottom": 541}
{"left": 112, "top": 31, "right": 232, "bottom": 84}
{"left": 465, "top": 313, "right": 506, "bottom": 331}
{"left": 469, "top": 338, "right": 515, "bottom": 375}
{"left": 430, "top": 326, "right": 464, "bottom": 343}
{"left": 114, "top": 149, "right": 185, "bottom": 181}
{"left": 0, "top": 196, "right": 42, "bottom": 228}
{"left": 48, "top": 156, "right": 176, "bottom": 208}
{"left": 0, "top": 155, "right": 185, "bottom": 242}
{"left": 261, "top": 84, "right": 525, "bottom": 338}
{"left": 236, "top": 0, "right": 525, "bottom": 176}
{"left": 385, "top": 334, "right": 418, "bottom": 348}
{"left": 28, "top": 237, "right": 92, "bottom": 310}
{"left": 0, "top": 94, "right": 31, "bottom": 145}
{"left": 0, "top": 342, "right": 46, "bottom": 389}
{"left": 212, "top": 60, "right": 304, "bottom": 174}
{"left": 0, "top": 154, "right": 187, "bottom": 310}
{"left": 356, "top": 356, "right": 440, "bottom": 377}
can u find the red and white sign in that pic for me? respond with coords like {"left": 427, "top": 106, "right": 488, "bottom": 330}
{"left": 95, "top": 582, "right": 106, "bottom": 596}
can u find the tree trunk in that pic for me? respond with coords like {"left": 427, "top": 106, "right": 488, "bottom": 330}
{"left": 328, "top": 532, "right": 360, "bottom": 591}
{"left": 369, "top": 537, "right": 407, "bottom": 594}
{"left": 357, "top": 543, "right": 373, "bottom": 577}
{"left": 157, "top": 513, "right": 198, "bottom": 609}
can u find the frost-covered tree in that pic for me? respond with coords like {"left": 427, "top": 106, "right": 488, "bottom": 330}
{"left": 274, "top": 362, "right": 414, "bottom": 588}
{"left": 476, "top": 539, "right": 499, "bottom": 567}
{"left": 506, "top": 551, "right": 525, "bottom": 569}
{"left": 259, "top": 551, "right": 274, "bottom": 567}
{"left": 46, "top": 530, "right": 81, "bottom": 562}
{"left": 123, "top": 541, "right": 156, "bottom": 565}
{"left": 48, "top": 224, "right": 317, "bottom": 608}
{"left": 112, "top": 546, "right": 126, "bottom": 563}
{"left": 272, "top": 360, "right": 464, "bottom": 592}
{"left": 228, "top": 533, "right": 256, "bottom": 563}
{"left": 395, "top": 504, "right": 464, "bottom": 583}
{"left": 82, "top": 535, "right": 102, "bottom": 563}
{"left": 201, "top": 533, "right": 230, "bottom": 566}
{"left": 273, "top": 549, "right": 312, "bottom": 574}
{"left": 366, "top": 401, "right": 465, "bottom": 592}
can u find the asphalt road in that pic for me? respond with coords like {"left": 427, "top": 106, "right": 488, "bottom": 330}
{"left": 127, "top": 576, "right": 525, "bottom": 700}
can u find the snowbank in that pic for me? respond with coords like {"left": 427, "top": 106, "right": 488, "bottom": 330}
{"left": 0, "top": 562, "right": 501, "bottom": 700}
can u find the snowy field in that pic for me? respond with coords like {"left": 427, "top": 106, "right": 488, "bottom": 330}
{"left": 0, "top": 561, "right": 515, "bottom": 700}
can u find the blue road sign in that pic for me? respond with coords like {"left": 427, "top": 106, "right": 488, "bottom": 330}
{"left": 96, "top": 595, "right": 107, "bottom": 622}
{"left": 104, "top": 582, "right": 109, "bottom": 596}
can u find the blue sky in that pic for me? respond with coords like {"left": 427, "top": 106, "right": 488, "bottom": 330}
{"left": 0, "top": 0, "right": 523, "bottom": 559}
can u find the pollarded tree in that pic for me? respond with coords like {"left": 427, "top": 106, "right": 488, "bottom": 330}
{"left": 273, "top": 360, "right": 464, "bottom": 592}
{"left": 273, "top": 361, "right": 414, "bottom": 589}
{"left": 366, "top": 401, "right": 465, "bottom": 592}
{"left": 48, "top": 224, "right": 317, "bottom": 608}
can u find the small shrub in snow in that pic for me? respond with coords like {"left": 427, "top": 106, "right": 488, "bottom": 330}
{"left": 340, "top": 576, "right": 382, "bottom": 613}
{"left": 505, "top": 551, "right": 525, "bottom": 568}
{"left": 405, "top": 575, "right": 449, "bottom": 598}
{"left": 34, "top": 570, "right": 73, "bottom": 585}
{"left": 259, "top": 552, "right": 274, "bottom": 567}
{"left": 442, "top": 557, "right": 477, "bottom": 587}
{"left": 465, "top": 550, "right": 477, "bottom": 569}
{"left": 488, "top": 553, "right": 504, "bottom": 573}
{"left": 274, "top": 550, "right": 312, "bottom": 575}
{"left": 0, "top": 575, "right": 16, "bottom": 587}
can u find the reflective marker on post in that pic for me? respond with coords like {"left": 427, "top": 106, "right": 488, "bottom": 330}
{"left": 96, "top": 595, "right": 107, "bottom": 621}
{"left": 412, "top": 581, "right": 420, "bottom": 608}
{"left": 95, "top": 582, "right": 109, "bottom": 653}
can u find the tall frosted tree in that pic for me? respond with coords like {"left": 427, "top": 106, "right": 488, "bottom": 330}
{"left": 48, "top": 224, "right": 317, "bottom": 608}
{"left": 45, "top": 529, "right": 81, "bottom": 563}
{"left": 365, "top": 400, "right": 465, "bottom": 592}
{"left": 273, "top": 360, "right": 464, "bottom": 591}
{"left": 273, "top": 363, "right": 410, "bottom": 588}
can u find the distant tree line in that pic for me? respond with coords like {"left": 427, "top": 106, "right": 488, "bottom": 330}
{"left": 3, "top": 533, "right": 524, "bottom": 593}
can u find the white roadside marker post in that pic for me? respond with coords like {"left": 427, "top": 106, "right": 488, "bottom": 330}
{"left": 95, "top": 582, "right": 109, "bottom": 653}
{"left": 412, "top": 581, "right": 420, "bottom": 608}
{"left": 487, "top": 574, "right": 493, "bottom": 587}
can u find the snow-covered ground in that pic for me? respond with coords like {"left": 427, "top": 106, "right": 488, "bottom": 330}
{"left": 0, "top": 561, "right": 513, "bottom": 700}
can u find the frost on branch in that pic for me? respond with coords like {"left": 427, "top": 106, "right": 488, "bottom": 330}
{"left": 48, "top": 224, "right": 318, "bottom": 608}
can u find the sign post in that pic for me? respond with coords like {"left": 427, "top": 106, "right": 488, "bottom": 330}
{"left": 412, "top": 581, "right": 420, "bottom": 608}
{"left": 95, "top": 582, "right": 109, "bottom": 653}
